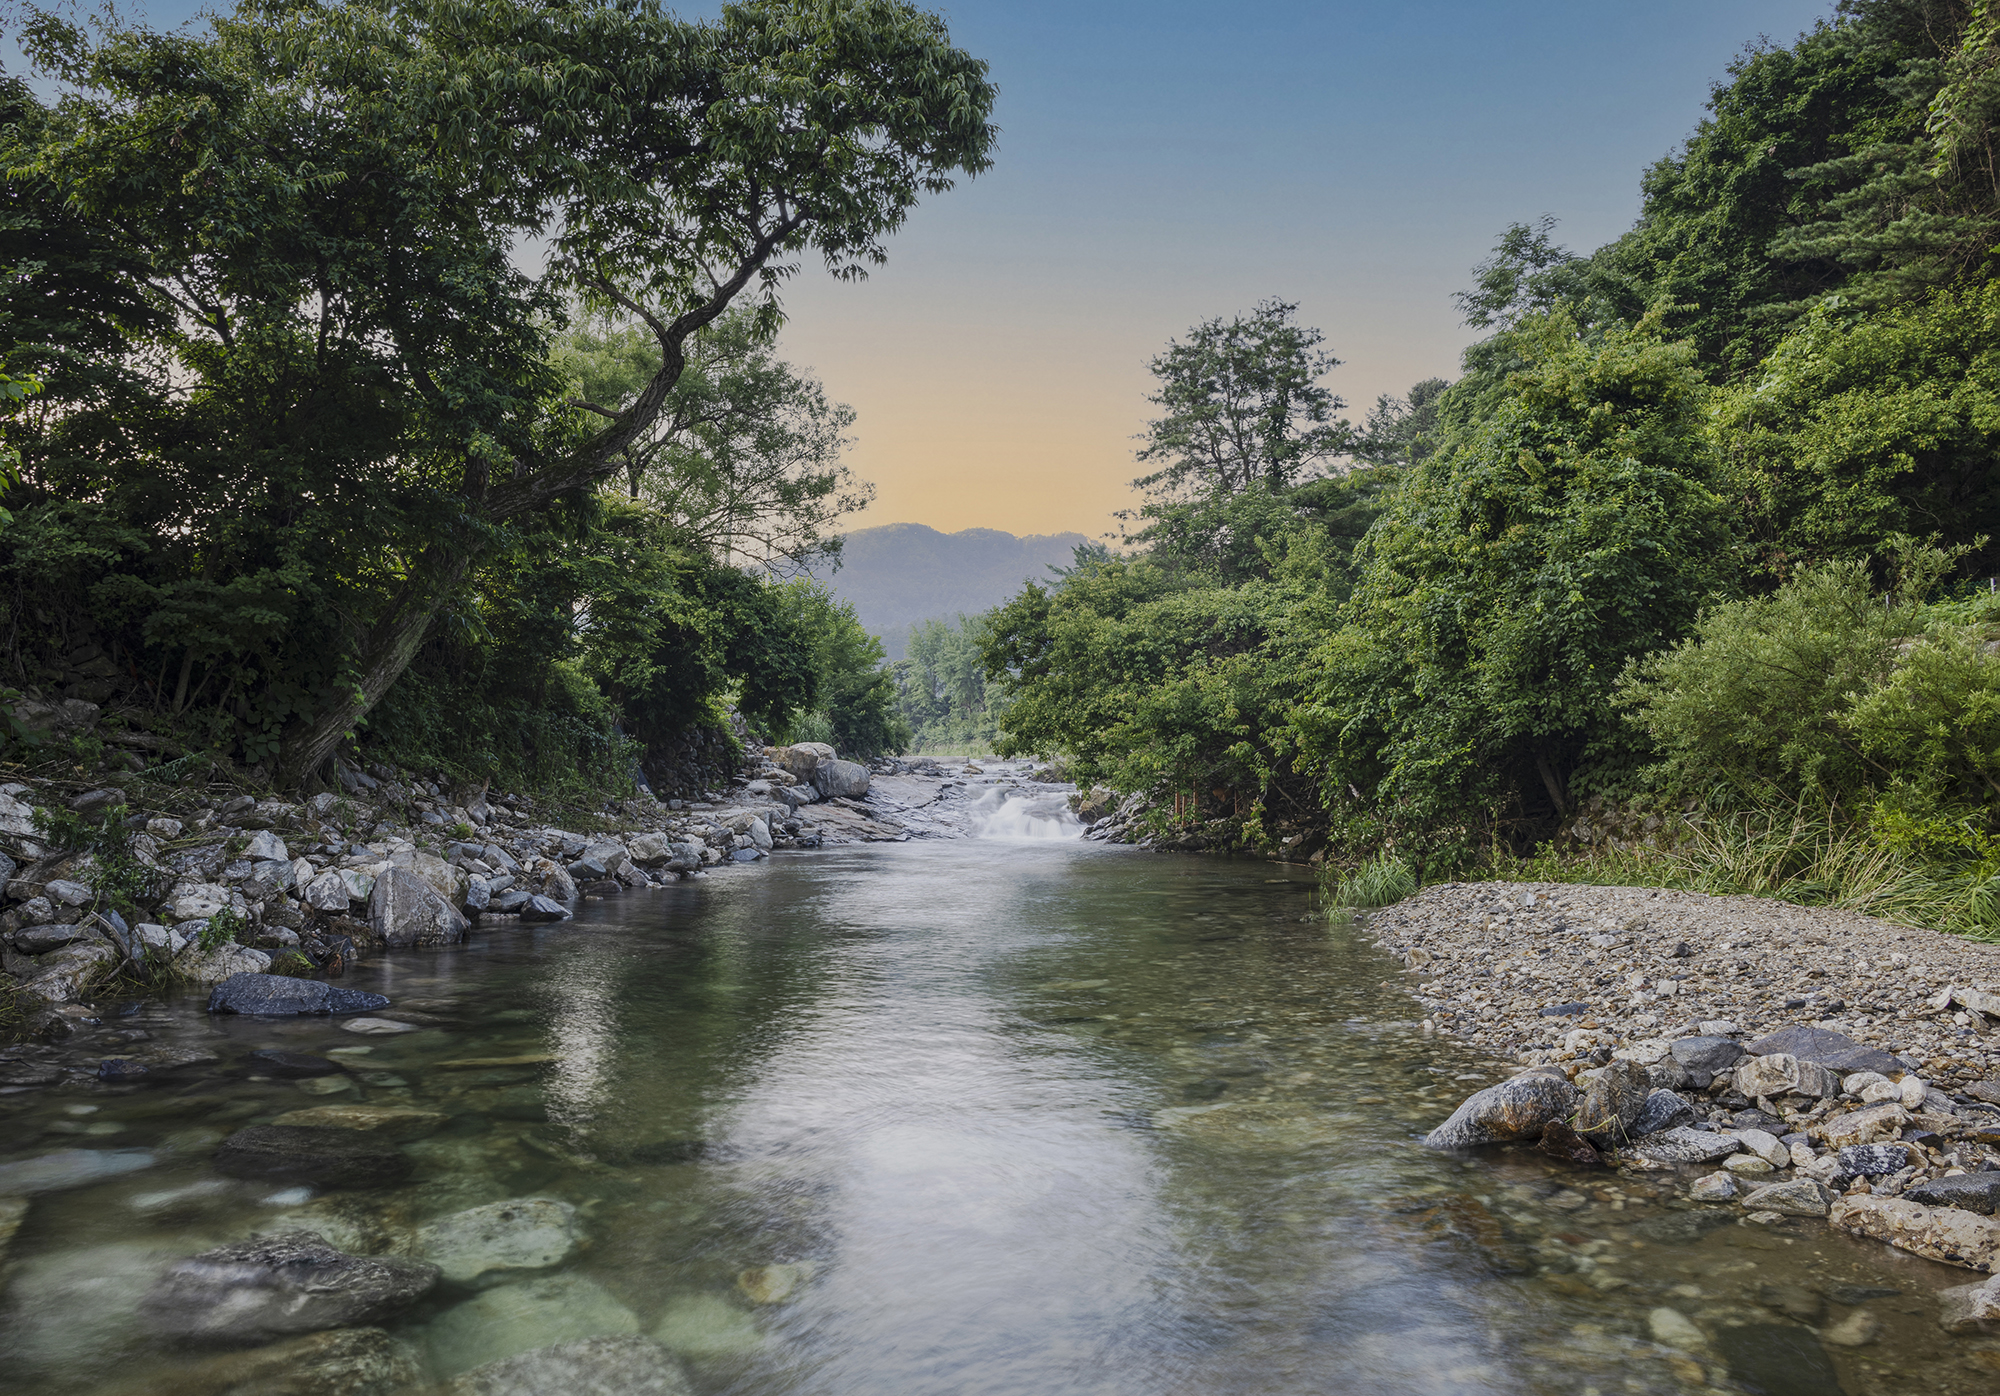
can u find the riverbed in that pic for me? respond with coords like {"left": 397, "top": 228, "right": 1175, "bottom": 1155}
{"left": 0, "top": 836, "right": 1993, "bottom": 1395}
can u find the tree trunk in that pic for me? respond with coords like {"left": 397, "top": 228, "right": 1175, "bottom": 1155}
{"left": 276, "top": 555, "right": 468, "bottom": 788}
{"left": 1534, "top": 747, "right": 1570, "bottom": 821}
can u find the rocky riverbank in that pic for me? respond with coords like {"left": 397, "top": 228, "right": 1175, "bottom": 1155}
{"left": 1381, "top": 881, "right": 2000, "bottom": 1330}
{"left": 0, "top": 736, "right": 1077, "bottom": 1045}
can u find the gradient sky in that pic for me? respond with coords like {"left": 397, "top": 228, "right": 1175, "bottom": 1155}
{"left": 7, "top": 1, "right": 1839, "bottom": 537}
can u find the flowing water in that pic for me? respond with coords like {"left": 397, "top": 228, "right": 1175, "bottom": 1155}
{"left": 0, "top": 838, "right": 1995, "bottom": 1395}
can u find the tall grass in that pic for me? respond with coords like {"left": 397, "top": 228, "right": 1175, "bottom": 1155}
{"left": 1509, "top": 802, "right": 2000, "bottom": 943}
{"left": 1326, "top": 851, "right": 1419, "bottom": 911}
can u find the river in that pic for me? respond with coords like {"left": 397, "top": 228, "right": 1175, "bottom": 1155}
{"left": 0, "top": 829, "right": 1990, "bottom": 1395}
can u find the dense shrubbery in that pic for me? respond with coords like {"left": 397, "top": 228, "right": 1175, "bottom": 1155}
{"left": 975, "top": 0, "right": 2000, "bottom": 932}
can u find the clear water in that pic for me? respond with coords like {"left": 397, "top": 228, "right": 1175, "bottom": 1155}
{"left": 0, "top": 841, "right": 1994, "bottom": 1395}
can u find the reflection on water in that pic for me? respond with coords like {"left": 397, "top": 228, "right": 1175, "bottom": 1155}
{"left": 1, "top": 842, "right": 1995, "bottom": 1395}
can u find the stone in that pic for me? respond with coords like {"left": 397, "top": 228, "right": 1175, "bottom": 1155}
{"left": 443, "top": 1336, "right": 693, "bottom": 1396}
{"left": 1756, "top": 1281, "right": 1825, "bottom": 1323}
{"left": 425, "top": 1273, "right": 642, "bottom": 1377}
{"left": 342, "top": 1017, "right": 422, "bottom": 1035}
{"left": 0, "top": 1148, "right": 155, "bottom": 1196}
{"left": 1743, "top": 1024, "right": 1904, "bottom": 1077}
{"left": 626, "top": 833, "right": 673, "bottom": 868}
{"left": 175, "top": 941, "right": 273, "bottom": 986}
{"left": 269, "top": 1105, "right": 449, "bottom": 1141}
{"left": 336, "top": 868, "right": 376, "bottom": 903}
{"left": 1733, "top": 1128, "right": 1790, "bottom": 1167}
{"left": 96, "top": 1327, "right": 423, "bottom": 1396}
{"left": 207, "top": 973, "right": 389, "bottom": 1016}
{"left": 1710, "top": 1324, "right": 1842, "bottom": 1396}
{"left": 21, "top": 939, "right": 118, "bottom": 1002}
{"left": 1690, "top": 1172, "right": 1737, "bottom": 1201}
{"left": 464, "top": 876, "right": 490, "bottom": 913}
{"left": 141, "top": 1231, "right": 438, "bottom": 1343}
{"left": 9, "top": 921, "right": 96, "bottom": 954}
{"left": 1723, "top": 1153, "right": 1775, "bottom": 1176}
{"left": 1843, "top": 1070, "right": 1891, "bottom": 1096}
{"left": 771, "top": 742, "right": 833, "bottom": 783}
{"left": 1534, "top": 1118, "right": 1601, "bottom": 1167}
{"left": 1938, "top": 1273, "right": 2000, "bottom": 1334}
{"left": 1422, "top": 1071, "right": 1577, "bottom": 1149}
{"left": 1739, "top": 1178, "right": 1833, "bottom": 1217}
{"left": 1, "top": 1241, "right": 182, "bottom": 1379}
{"left": 1733, "top": 1053, "right": 1838, "bottom": 1101}
{"left": 516, "top": 894, "right": 569, "bottom": 923}
{"left": 369, "top": 867, "right": 468, "bottom": 948}
{"left": 164, "top": 881, "right": 241, "bottom": 921}
{"left": 1906, "top": 1171, "right": 2000, "bottom": 1215}
{"left": 1647, "top": 1307, "right": 1705, "bottom": 1350}
{"left": 302, "top": 871, "right": 351, "bottom": 913}
{"left": 650, "top": 1293, "right": 763, "bottom": 1357}
{"left": 1838, "top": 1143, "right": 1912, "bottom": 1177}
{"left": 736, "top": 1263, "right": 811, "bottom": 1305}
{"left": 415, "top": 1197, "right": 582, "bottom": 1285}
{"left": 1629, "top": 1089, "right": 1695, "bottom": 1137}
{"left": 1815, "top": 1102, "right": 1912, "bottom": 1148}
{"left": 243, "top": 830, "right": 289, "bottom": 863}
{"left": 811, "top": 758, "right": 870, "bottom": 800}
{"left": 44, "top": 877, "right": 92, "bottom": 906}
{"left": 1627, "top": 1127, "right": 1743, "bottom": 1164}
{"left": 247, "top": 1050, "right": 344, "bottom": 1078}
{"left": 211, "top": 1125, "right": 412, "bottom": 1188}
{"left": 1821, "top": 1309, "right": 1879, "bottom": 1347}
{"left": 1574, "top": 1059, "right": 1651, "bottom": 1145}
{"left": 1829, "top": 1194, "right": 2000, "bottom": 1271}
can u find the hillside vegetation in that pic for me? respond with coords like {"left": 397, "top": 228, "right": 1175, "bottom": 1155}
{"left": 968, "top": 0, "right": 2000, "bottom": 939}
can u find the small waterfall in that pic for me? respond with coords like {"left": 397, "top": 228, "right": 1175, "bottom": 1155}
{"left": 968, "top": 784, "right": 1083, "bottom": 840}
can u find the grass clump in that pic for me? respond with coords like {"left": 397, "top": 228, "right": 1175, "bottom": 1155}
{"left": 1325, "top": 851, "right": 1419, "bottom": 912}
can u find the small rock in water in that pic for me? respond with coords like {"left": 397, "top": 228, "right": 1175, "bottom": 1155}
{"left": 1712, "top": 1323, "right": 1842, "bottom": 1396}
{"left": 111, "top": 1328, "right": 424, "bottom": 1396}
{"left": 269, "top": 1105, "right": 449, "bottom": 1141}
{"left": 415, "top": 1197, "right": 582, "bottom": 1285}
{"left": 0, "top": 1195, "right": 25, "bottom": 1257}
{"left": 140, "top": 1230, "right": 438, "bottom": 1343}
{"left": 443, "top": 1335, "right": 692, "bottom": 1396}
{"left": 212, "top": 1125, "right": 413, "bottom": 1188}
{"left": 0, "top": 1148, "right": 155, "bottom": 1196}
{"left": 1937, "top": 1273, "right": 2000, "bottom": 1334}
{"left": 1423, "top": 1072, "right": 1577, "bottom": 1149}
{"left": 1647, "top": 1307, "right": 1705, "bottom": 1350}
{"left": 342, "top": 1017, "right": 424, "bottom": 1036}
{"left": 1534, "top": 1119, "right": 1602, "bottom": 1168}
{"left": 208, "top": 972, "right": 389, "bottom": 1017}
{"left": 1739, "top": 1179, "right": 1833, "bottom": 1217}
{"left": 426, "top": 1273, "right": 642, "bottom": 1377}
{"left": 246, "top": 1049, "right": 345, "bottom": 1078}
{"left": 651, "top": 1293, "right": 763, "bottom": 1357}
{"left": 1690, "top": 1172, "right": 1737, "bottom": 1202}
{"left": 1821, "top": 1309, "right": 1880, "bottom": 1347}
{"left": 736, "top": 1262, "right": 812, "bottom": 1305}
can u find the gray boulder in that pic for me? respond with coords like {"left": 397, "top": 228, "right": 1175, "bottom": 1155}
{"left": 812, "top": 759, "right": 870, "bottom": 800}
{"left": 1575, "top": 1060, "right": 1651, "bottom": 1145}
{"left": 517, "top": 894, "right": 570, "bottom": 923}
{"left": 1627, "top": 1127, "right": 1743, "bottom": 1164}
{"left": 1423, "top": 1071, "right": 1577, "bottom": 1149}
{"left": 626, "top": 833, "right": 672, "bottom": 868}
{"left": 445, "top": 1335, "right": 693, "bottom": 1396}
{"left": 212, "top": 1125, "right": 412, "bottom": 1188}
{"left": 1838, "top": 1143, "right": 1912, "bottom": 1178}
{"left": 1630, "top": 1089, "right": 1696, "bottom": 1137}
{"left": 9, "top": 922, "right": 99, "bottom": 955}
{"left": 1906, "top": 1171, "right": 2000, "bottom": 1215}
{"left": 369, "top": 867, "right": 468, "bottom": 948}
{"left": 207, "top": 973, "right": 389, "bottom": 1017}
{"left": 243, "top": 829, "right": 289, "bottom": 864}
{"left": 1743, "top": 1024, "right": 1905, "bottom": 1077}
{"left": 1669, "top": 1035, "right": 1744, "bottom": 1074}
{"left": 1739, "top": 1178, "right": 1835, "bottom": 1218}
{"left": 141, "top": 1231, "right": 437, "bottom": 1343}
{"left": 772, "top": 742, "right": 834, "bottom": 784}
{"left": 302, "top": 870, "right": 351, "bottom": 913}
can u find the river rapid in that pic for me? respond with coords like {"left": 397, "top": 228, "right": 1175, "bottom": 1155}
{"left": 0, "top": 830, "right": 1991, "bottom": 1395}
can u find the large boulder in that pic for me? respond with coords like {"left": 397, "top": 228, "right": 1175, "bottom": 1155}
{"left": 369, "top": 867, "right": 468, "bottom": 949}
{"left": 17, "top": 939, "right": 118, "bottom": 1003}
{"left": 771, "top": 742, "right": 835, "bottom": 784}
{"left": 1423, "top": 1071, "right": 1577, "bottom": 1149}
{"left": 207, "top": 973, "right": 388, "bottom": 1016}
{"left": 141, "top": 1232, "right": 438, "bottom": 1344}
{"left": 1743, "top": 1024, "right": 1906, "bottom": 1077}
{"left": 444, "top": 1336, "right": 692, "bottom": 1396}
{"left": 626, "top": 833, "right": 673, "bottom": 869}
{"left": 812, "top": 759, "right": 869, "bottom": 801}
{"left": 1829, "top": 1194, "right": 2000, "bottom": 1271}
{"left": 212, "top": 1125, "right": 413, "bottom": 1189}
{"left": 403, "top": 851, "right": 470, "bottom": 908}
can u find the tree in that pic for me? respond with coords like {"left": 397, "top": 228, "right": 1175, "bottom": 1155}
{"left": 6, "top": 0, "right": 995, "bottom": 785}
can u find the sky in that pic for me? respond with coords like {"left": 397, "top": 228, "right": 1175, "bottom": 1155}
{"left": 4, "top": 0, "right": 1840, "bottom": 538}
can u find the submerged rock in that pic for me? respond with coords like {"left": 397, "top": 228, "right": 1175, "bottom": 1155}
{"left": 443, "top": 1335, "right": 692, "bottom": 1396}
{"left": 0, "top": 1148, "right": 155, "bottom": 1196}
{"left": 212, "top": 1125, "right": 412, "bottom": 1188}
{"left": 141, "top": 1231, "right": 438, "bottom": 1344}
{"left": 1534, "top": 1119, "right": 1602, "bottom": 1167}
{"left": 1938, "top": 1273, "right": 2000, "bottom": 1334}
{"left": 97, "top": 1327, "right": 423, "bottom": 1396}
{"left": 425, "top": 1273, "right": 642, "bottom": 1377}
{"left": 246, "top": 1050, "right": 344, "bottom": 1078}
{"left": 415, "top": 1197, "right": 582, "bottom": 1285}
{"left": 1711, "top": 1322, "right": 1843, "bottom": 1396}
{"left": 1423, "top": 1072, "right": 1577, "bottom": 1149}
{"left": 268, "top": 1105, "right": 449, "bottom": 1141}
{"left": 1830, "top": 1194, "right": 2000, "bottom": 1271}
{"left": 207, "top": 973, "right": 389, "bottom": 1016}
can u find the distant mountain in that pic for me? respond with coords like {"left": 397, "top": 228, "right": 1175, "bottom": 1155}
{"left": 823, "top": 523, "right": 1092, "bottom": 659}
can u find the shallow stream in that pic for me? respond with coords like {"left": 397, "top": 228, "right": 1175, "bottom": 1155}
{"left": 1, "top": 838, "right": 1994, "bottom": 1394}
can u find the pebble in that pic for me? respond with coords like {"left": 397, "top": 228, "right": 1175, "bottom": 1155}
{"left": 342, "top": 1018, "right": 424, "bottom": 1035}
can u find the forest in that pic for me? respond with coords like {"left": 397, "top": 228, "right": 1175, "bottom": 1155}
{"left": 951, "top": 0, "right": 2000, "bottom": 936}
{"left": 0, "top": 0, "right": 978, "bottom": 799}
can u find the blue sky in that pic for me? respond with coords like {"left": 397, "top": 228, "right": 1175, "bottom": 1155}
{"left": 3, "top": 0, "right": 1840, "bottom": 534}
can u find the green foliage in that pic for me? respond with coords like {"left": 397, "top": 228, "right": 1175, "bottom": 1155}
{"left": 1324, "top": 851, "right": 1417, "bottom": 910}
{"left": 779, "top": 586, "right": 907, "bottom": 757}
{"left": 199, "top": 908, "right": 251, "bottom": 953}
{"left": 895, "top": 614, "right": 1004, "bottom": 752}
{"left": 266, "top": 950, "right": 315, "bottom": 977}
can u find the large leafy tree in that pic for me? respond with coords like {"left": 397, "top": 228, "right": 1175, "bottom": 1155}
{"left": 3, "top": 0, "right": 995, "bottom": 784}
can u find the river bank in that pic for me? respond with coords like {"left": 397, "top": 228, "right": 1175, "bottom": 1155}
{"left": 0, "top": 739, "right": 1077, "bottom": 1047}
